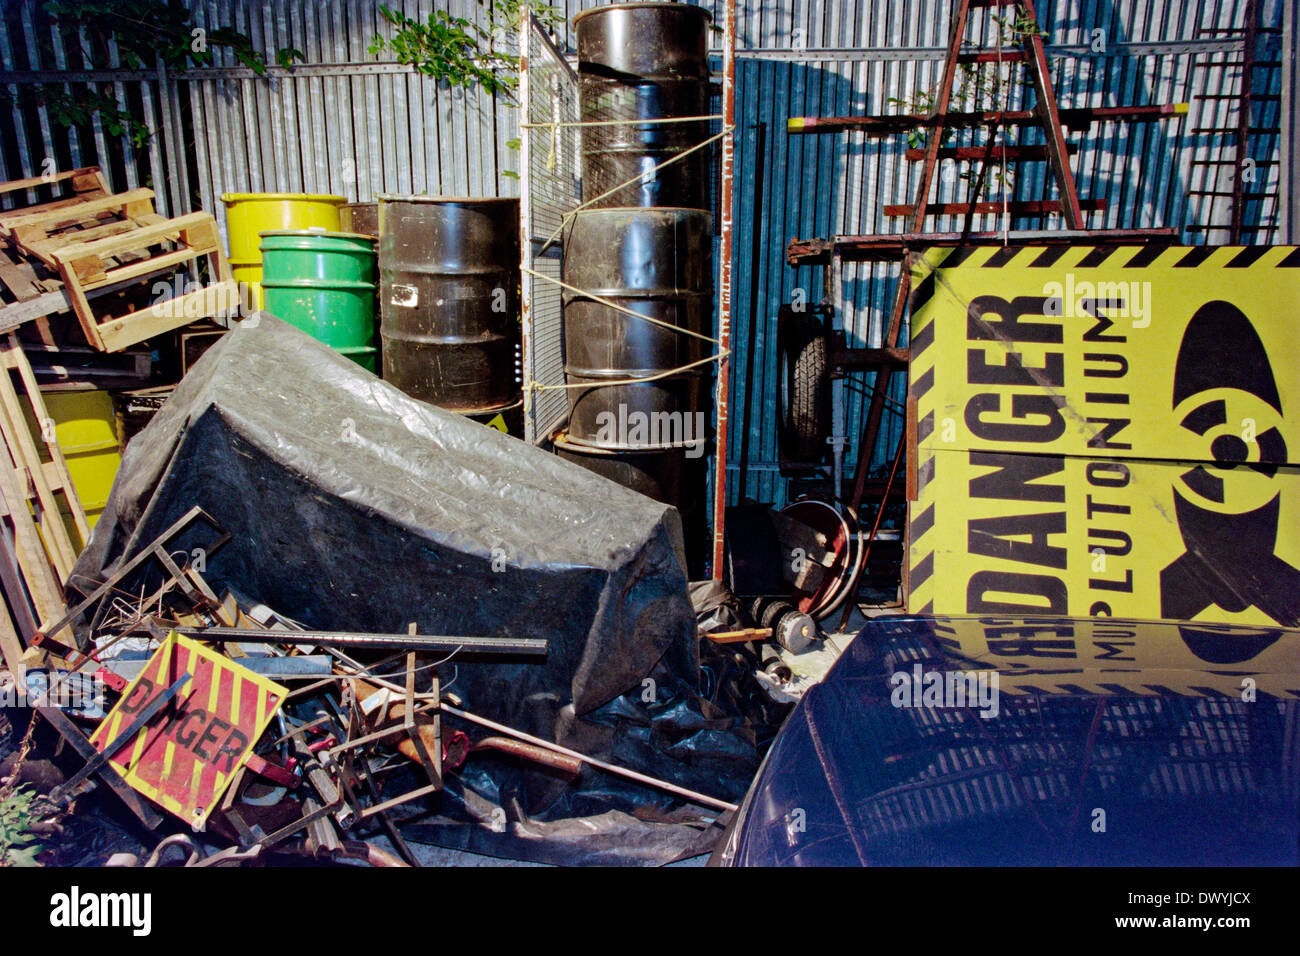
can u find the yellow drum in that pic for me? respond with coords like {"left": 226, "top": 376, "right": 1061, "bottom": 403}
{"left": 23, "top": 388, "right": 122, "bottom": 534}
{"left": 221, "top": 193, "right": 345, "bottom": 309}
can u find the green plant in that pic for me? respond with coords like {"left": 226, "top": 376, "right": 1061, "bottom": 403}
{"left": 0, "top": 785, "right": 44, "bottom": 867}
{"left": 369, "top": 0, "right": 563, "bottom": 100}
{"left": 7, "top": 1, "right": 304, "bottom": 147}
{"left": 891, "top": 4, "right": 1044, "bottom": 194}
{"left": 35, "top": 0, "right": 301, "bottom": 73}
{"left": 887, "top": 89, "right": 938, "bottom": 149}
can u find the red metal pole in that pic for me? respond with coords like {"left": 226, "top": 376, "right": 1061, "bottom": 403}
{"left": 711, "top": 0, "right": 736, "bottom": 581}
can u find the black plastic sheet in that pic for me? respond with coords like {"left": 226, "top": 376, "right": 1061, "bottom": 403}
{"left": 74, "top": 315, "right": 761, "bottom": 863}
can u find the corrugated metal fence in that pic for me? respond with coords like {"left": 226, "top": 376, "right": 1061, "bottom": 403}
{"left": 0, "top": 0, "right": 1287, "bottom": 509}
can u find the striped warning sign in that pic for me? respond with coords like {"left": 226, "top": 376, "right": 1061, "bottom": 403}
{"left": 89, "top": 632, "right": 286, "bottom": 828}
{"left": 907, "top": 244, "right": 1300, "bottom": 627}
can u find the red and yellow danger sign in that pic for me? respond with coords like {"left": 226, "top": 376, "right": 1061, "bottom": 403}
{"left": 89, "top": 632, "right": 286, "bottom": 828}
{"left": 907, "top": 244, "right": 1300, "bottom": 627}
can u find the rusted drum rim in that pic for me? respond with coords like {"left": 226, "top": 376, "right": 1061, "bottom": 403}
{"left": 572, "top": 1, "right": 713, "bottom": 23}
{"left": 376, "top": 194, "right": 520, "bottom": 204}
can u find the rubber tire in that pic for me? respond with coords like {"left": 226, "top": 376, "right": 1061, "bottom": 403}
{"left": 777, "top": 306, "right": 831, "bottom": 463}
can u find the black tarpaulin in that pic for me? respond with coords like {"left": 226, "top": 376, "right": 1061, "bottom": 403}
{"left": 73, "top": 314, "right": 758, "bottom": 863}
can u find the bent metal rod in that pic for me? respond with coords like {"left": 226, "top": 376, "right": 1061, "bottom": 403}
{"left": 125, "top": 625, "right": 547, "bottom": 657}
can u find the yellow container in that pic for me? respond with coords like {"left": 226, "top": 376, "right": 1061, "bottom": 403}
{"left": 23, "top": 388, "right": 122, "bottom": 535}
{"left": 221, "top": 193, "right": 346, "bottom": 309}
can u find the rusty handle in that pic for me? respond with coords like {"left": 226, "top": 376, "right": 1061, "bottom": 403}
{"left": 471, "top": 736, "right": 583, "bottom": 776}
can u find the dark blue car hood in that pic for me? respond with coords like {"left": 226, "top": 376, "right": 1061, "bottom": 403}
{"left": 715, "top": 616, "right": 1300, "bottom": 866}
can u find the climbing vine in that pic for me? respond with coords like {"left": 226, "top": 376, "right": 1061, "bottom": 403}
{"left": 888, "top": 5, "right": 1048, "bottom": 197}
{"left": 368, "top": 0, "right": 564, "bottom": 99}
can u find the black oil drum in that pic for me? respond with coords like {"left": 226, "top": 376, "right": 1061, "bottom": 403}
{"left": 574, "top": 2, "right": 712, "bottom": 210}
{"left": 378, "top": 196, "right": 521, "bottom": 413}
{"left": 340, "top": 202, "right": 379, "bottom": 239}
{"left": 462, "top": 399, "right": 525, "bottom": 439}
{"left": 554, "top": 429, "right": 685, "bottom": 506}
{"left": 562, "top": 206, "right": 712, "bottom": 450}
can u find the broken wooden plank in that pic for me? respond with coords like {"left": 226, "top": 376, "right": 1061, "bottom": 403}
{"left": 4, "top": 188, "right": 156, "bottom": 246}
{"left": 2, "top": 335, "right": 89, "bottom": 544}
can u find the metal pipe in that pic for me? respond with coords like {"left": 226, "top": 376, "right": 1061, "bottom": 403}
{"left": 737, "top": 121, "right": 767, "bottom": 503}
{"left": 440, "top": 702, "right": 738, "bottom": 813}
{"left": 127, "top": 625, "right": 547, "bottom": 657}
{"left": 471, "top": 736, "right": 583, "bottom": 775}
{"left": 712, "top": 0, "right": 737, "bottom": 581}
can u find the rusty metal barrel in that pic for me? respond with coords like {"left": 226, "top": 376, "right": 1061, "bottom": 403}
{"left": 562, "top": 206, "right": 711, "bottom": 450}
{"left": 378, "top": 196, "right": 521, "bottom": 414}
{"left": 340, "top": 202, "right": 379, "bottom": 239}
{"left": 574, "top": 2, "right": 711, "bottom": 210}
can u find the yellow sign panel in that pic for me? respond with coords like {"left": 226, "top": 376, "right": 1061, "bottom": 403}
{"left": 883, "top": 616, "right": 1300, "bottom": 698}
{"left": 907, "top": 244, "right": 1300, "bottom": 627}
{"left": 90, "top": 632, "right": 286, "bottom": 828}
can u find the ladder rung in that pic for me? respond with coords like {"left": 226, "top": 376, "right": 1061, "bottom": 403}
{"left": 1195, "top": 92, "right": 1283, "bottom": 101}
{"left": 956, "top": 49, "right": 1027, "bottom": 64}
{"left": 790, "top": 104, "right": 1186, "bottom": 135}
{"left": 1189, "top": 157, "right": 1278, "bottom": 166}
{"left": 883, "top": 199, "right": 1107, "bottom": 217}
{"left": 904, "top": 143, "right": 1077, "bottom": 161}
{"left": 1185, "top": 223, "right": 1275, "bottom": 233}
{"left": 1186, "top": 190, "right": 1272, "bottom": 200}
{"left": 1191, "top": 126, "right": 1280, "bottom": 134}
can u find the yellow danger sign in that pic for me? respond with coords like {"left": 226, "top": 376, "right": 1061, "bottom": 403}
{"left": 898, "top": 616, "right": 1300, "bottom": 699}
{"left": 89, "top": 632, "right": 286, "bottom": 828}
{"left": 907, "top": 244, "right": 1300, "bottom": 627}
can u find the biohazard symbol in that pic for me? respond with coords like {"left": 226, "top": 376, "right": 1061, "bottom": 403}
{"left": 1160, "top": 301, "right": 1300, "bottom": 649}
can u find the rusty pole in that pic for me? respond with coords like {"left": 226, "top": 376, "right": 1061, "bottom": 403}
{"left": 711, "top": 0, "right": 736, "bottom": 581}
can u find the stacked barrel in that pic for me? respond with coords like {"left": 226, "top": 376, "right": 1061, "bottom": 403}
{"left": 557, "top": 2, "right": 714, "bottom": 526}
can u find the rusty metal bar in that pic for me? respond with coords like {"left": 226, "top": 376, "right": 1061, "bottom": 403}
{"left": 1231, "top": 0, "right": 1259, "bottom": 244}
{"left": 129, "top": 625, "right": 548, "bottom": 657}
{"left": 883, "top": 198, "right": 1106, "bottom": 217}
{"left": 787, "top": 104, "right": 1188, "bottom": 135}
{"left": 711, "top": 0, "right": 736, "bottom": 581}
{"left": 786, "top": 228, "right": 1179, "bottom": 265}
{"left": 1022, "top": 0, "right": 1085, "bottom": 228}
{"left": 441, "top": 701, "right": 738, "bottom": 813}
{"left": 837, "top": 433, "right": 907, "bottom": 631}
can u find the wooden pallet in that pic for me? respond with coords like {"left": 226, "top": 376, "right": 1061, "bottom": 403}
{"left": 2, "top": 187, "right": 164, "bottom": 268}
{"left": 0, "top": 334, "right": 89, "bottom": 580}
{"left": 0, "top": 166, "right": 110, "bottom": 220}
{"left": 0, "top": 167, "right": 241, "bottom": 353}
{"left": 50, "top": 211, "right": 239, "bottom": 352}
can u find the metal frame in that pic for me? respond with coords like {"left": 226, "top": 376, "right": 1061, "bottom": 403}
{"left": 518, "top": 10, "right": 580, "bottom": 445}
{"left": 1285, "top": 0, "right": 1299, "bottom": 241}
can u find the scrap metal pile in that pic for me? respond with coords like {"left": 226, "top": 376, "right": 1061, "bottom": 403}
{"left": 2, "top": 316, "right": 770, "bottom": 866}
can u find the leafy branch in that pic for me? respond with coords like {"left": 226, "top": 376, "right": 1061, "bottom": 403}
{"left": 14, "top": 0, "right": 304, "bottom": 146}
{"left": 889, "top": 5, "right": 1046, "bottom": 195}
{"left": 0, "top": 784, "right": 44, "bottom": 867}
{"left": 368, "top": 0, "right": 563, "bottom": 100}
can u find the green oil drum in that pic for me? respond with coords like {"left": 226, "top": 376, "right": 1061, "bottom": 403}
{"left": 260, "top": 230, "right": 379, "bottom": 372}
